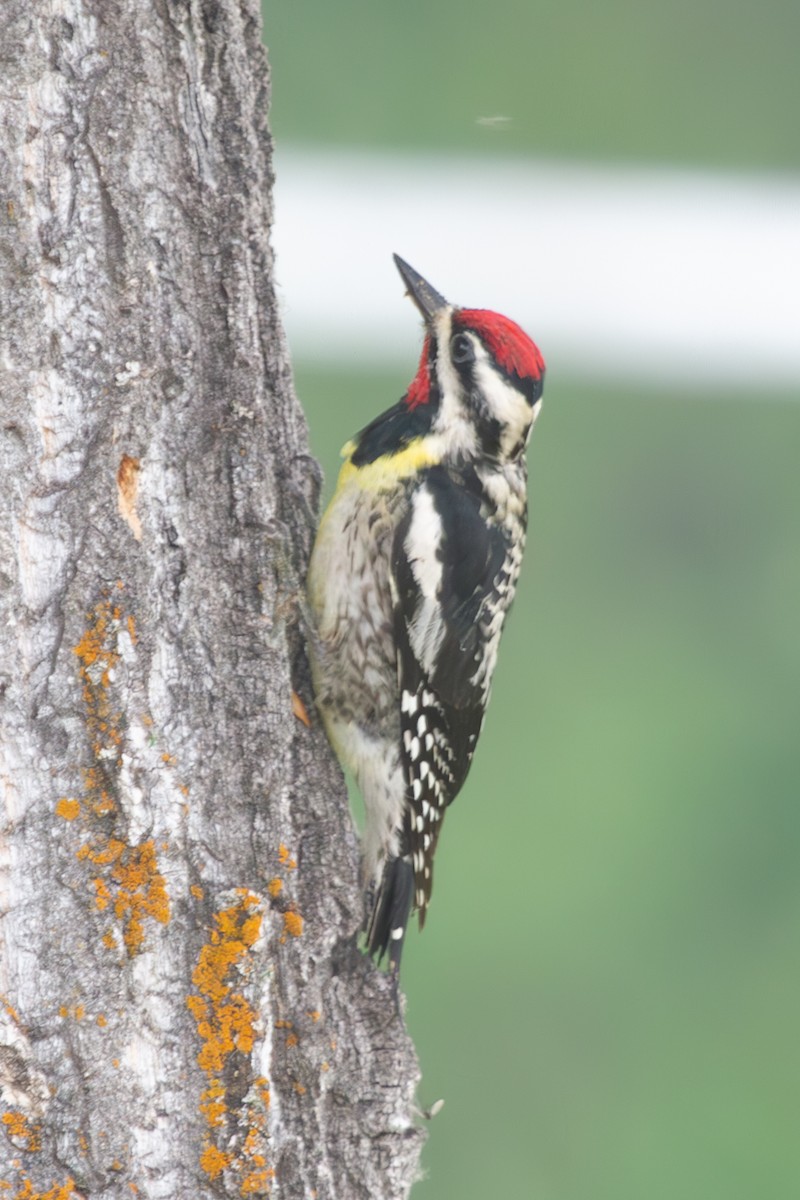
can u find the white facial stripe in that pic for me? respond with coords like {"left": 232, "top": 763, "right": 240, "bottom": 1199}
{"left": 432, "top": 310, "right": 479, "bottom": 459}
{"left": 472, "top": 357, "right": 534, "bottom": 458}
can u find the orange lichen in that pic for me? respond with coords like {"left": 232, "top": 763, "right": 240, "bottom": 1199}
{"left": 277, "top": 845, "right": 296, "bottom": 871}
{"left": 292, "top": 1082, "right": 306, "bottom": 1096}
{"left": 0, "top": 996, "right": 21, "bottom": 1027}
{"left": 199, "top": 1082, "right": 226, "bottom": 1129}
{"left": 77, "top": 839, "right": 125, "bottom": 867}
{"left": 282, "top": 911, "right": 303, "bottom": 940}
{"left": 266, "top": 878, "right": 282, "bottom": 898}
{"left": 199, "top": 1144, "right": 231, "bottom": 1181}
{"left": 190, "top": 884, "right": 205, "bottom": 900}
{"left": 307, "top": 1010, "right": 321, "bottom": 1023}
{"left": 189, "top": 925, "right": 260, "bottom": 1072}
{"left": 1, "top": 1112, "right": 41, "bottom": 1153}
{"left": 0, "top": 1176, "right": 78, "bottom": 1199}
{"left": 55, "top": 798, "right": 80, "bottom": 822}
{"left": 96, "top": 1014, "right": 107, "bottom": 1028}
{"left": 57, "top": 1004, "right": 87, "bottom": 1022}
{"left": 188, "top": 893, "right": 269, "bottom": 1184}
{"left": 93, "top": 878, "right": 111, "bottom": 912}
{"left": 68, "top": 594, "right": 172, "bottom": 957}
{"left": 285, "top": 1033, "right": 298, "bottom": 1049}
{"left": 78, "top": 838, "right": 169, "bottom": 955}
{"left": 111, "top": 840, "right": 171, "bottom": 955}
{"left": 240, "top": 1168, "right": 275, "bottom": 1195}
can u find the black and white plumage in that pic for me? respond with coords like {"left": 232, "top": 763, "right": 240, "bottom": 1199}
{"left": 307, "top": 255, "right": 545, "bottom": 971}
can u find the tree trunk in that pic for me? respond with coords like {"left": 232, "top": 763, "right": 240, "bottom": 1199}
{"left": 0, "top": 3, "right": 422, "bottom": 1197}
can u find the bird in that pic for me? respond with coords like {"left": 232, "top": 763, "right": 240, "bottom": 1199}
{"left": 306, "top": 254, "right": 546, "bottom": 972}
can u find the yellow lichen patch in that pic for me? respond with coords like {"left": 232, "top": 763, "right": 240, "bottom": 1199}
{"left": 78, "top": 837, "right": 170, "bottom": 956}
{"left": 1, "top": 1112, "right": 41, "bottom": 1153}
{"left": 110, "top": 840, "right": 171, "bottom": 956}
{"left": 77, "top": 838, "right": 126, "bottom": 868}
{"left": 199, "top": 1143, "right": 231, "bottom": 1181}
{"left": 0, "top": 996, "right": 21, "bottom": 1027}
{"left": 199, "top": 1082, "right": 226, "bottom": 1129}
{"left": 58, "top": 1005, "right": 87, "bottom": 1022}
{"left": 281, "top": 911, "right": 303, "bottom": 943}
{"left": 277, "top": 845, "right": 296, "bottom": 871}
{"left": 188, "top": 893, "right": 269, "bottom": 1185}
{"left": 190, "top": 884, "right": 205, "bottom": 901}
{"left": 240, "top": 1168, "right": 275, "bottom": 1195}
{"left": 234, "top": 1104, "right": 273, "bottom": 1196}
{"left": 93, "top": 878, "right": 111, "bottom": 912}
{"left": 68, "top": 594, "right": 171, "bottom": 956}
{"left": 73, "top": 599, "right": 122, "bottom": 751}
{"left": 0, "top": 1177, "right": 80, "bottom": 1200}
{"left": 188, "top": 899, "right": 262, "bottom": 1075}
{"left": 266, "top": 878, "right": 282, "bottom": 899}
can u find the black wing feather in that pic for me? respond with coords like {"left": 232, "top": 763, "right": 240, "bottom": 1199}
{"left": 392, "top": 465, "right": 512, "bottom": 924}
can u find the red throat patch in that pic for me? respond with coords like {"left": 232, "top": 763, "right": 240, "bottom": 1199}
{"left": 405, "top": 335, "right": 432, "bottom": 408}
{"left": 456, "top": 309, "right": 545, "bottom": 381}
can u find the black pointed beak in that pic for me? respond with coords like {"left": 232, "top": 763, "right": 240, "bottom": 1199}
{"left": 393, "top": 254, "right": 449, "bottom": 323}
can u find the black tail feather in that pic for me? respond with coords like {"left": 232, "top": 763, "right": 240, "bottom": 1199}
{"left": 366, "top": 855, "right": 414, "bottom": 970}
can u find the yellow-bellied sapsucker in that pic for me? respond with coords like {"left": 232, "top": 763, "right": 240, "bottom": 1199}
{"left": 307, "top": 255, "right": 545, "bottom": 970}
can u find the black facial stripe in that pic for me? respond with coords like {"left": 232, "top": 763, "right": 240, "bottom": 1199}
{"left": 468, "top": 390, "right": 503, "bottom": 460}
{"left": 455, "top": 331, "right": 545, "bottom": 409}
{"left": 351, "top": 341, "right": 441, "bottom": 467}
{"left": 519, "top": 370, "right": 545, "bottom": 406}
{"left": 350, "top": 398, "right": 437, "bottom": 466}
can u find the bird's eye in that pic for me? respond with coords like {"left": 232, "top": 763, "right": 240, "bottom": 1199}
{"left": 450, "top": 333, "right": 475, "bottom": 365}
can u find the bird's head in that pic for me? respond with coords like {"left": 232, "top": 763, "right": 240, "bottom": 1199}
{"left": 394, "top": 254, "right": 545, "bottom": 466}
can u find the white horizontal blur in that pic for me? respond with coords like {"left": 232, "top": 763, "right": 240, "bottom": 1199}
{"left": 272, "top": 146, "right": 800, "bottom": 388}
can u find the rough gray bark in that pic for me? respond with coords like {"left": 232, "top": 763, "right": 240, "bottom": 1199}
{"left": 0, "top": 3, "right": 423, "bottom": 1197}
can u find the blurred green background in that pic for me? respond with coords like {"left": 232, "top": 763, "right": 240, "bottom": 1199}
{"left": 263, "top": 3, "right": 800, "bottom": 1197}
